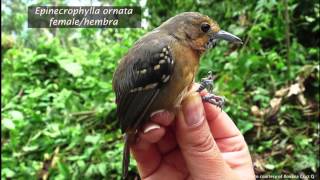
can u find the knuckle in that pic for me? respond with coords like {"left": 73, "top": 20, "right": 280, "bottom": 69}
{"left": 191, "top": 133, "right": 215, "bottom": 153}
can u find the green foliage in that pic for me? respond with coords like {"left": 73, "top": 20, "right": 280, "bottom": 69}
{"left": 2, "top": 28, "right": 145, "bottom": 179}
{"left": 1, "top": 0, "right": 319, "bottom": 179}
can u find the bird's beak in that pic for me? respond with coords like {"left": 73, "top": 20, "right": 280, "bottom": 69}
{"left": 213, "top": 30, "right": 243, "bottom": 44}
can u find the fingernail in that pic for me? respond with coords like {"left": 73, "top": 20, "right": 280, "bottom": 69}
{"left": 143, "top": 123, "right": 160, "bottom": 133}
{"left": 150, "top": 109, "right": 166, "bottom": 118}
{"left": 150, "top": 109, "right": 175, "bottom": 125}
{"left": 182, "top": 93, "right": 205, "bottom": 126}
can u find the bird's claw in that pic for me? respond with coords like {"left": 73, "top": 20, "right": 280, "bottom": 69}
{"left": 196, "top": 71, "right": 214, "bottom": 93}
{"left": 196, "top": 71, "right": 224, "bottom": 110}
{"left": 202, "top": 94, "right": 225, "bottom": 110}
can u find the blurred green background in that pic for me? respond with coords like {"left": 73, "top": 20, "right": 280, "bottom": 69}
{"left": 1, "top": 0, "right": 319, "bottom": 179}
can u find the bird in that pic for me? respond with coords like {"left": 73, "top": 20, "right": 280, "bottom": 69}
{"left": 112, "top": 12, "right": 242, "bottom": 179}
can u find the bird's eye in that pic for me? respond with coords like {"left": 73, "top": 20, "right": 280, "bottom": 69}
{"left": 201, "top": 23, "right": 210, "bottom": 33}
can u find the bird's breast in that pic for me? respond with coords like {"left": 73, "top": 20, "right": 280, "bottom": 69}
{"left": 149, "top": 41, "right": 199, "bottom": 113}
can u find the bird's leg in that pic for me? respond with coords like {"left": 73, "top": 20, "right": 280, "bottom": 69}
{"left": 196, "top": 71, "right": 225, "bottom": 109}
{"left": 196, "top": 71, "right": 214, "bottom": 93}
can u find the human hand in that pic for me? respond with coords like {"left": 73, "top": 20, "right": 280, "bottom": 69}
{"left": 131, "top": 91, "right": 255, "bottom": 180}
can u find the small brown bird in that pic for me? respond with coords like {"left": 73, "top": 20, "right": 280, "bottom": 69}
{"left": 112, "top": 12, "right": 242, "bottom": 179}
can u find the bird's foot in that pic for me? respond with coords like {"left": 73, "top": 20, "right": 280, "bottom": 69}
{"left": 196, "top": 71, "right": 224, "bottom": 110}
{"left": 196, "top": 71, "right": 214, "bottom": 93}
{"left": 202, "top": 94, "right": 225, "bottom": 110}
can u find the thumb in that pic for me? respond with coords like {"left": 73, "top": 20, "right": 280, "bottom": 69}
{"left": 175, "top": 93, "right": 237, "bottom": 179}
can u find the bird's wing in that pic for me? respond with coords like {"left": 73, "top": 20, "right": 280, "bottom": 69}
{"left": 113, "top": 36, "right": 175, "bottom": 133}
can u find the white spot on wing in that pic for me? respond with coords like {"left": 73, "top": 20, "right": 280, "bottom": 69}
{"left": 166, "top": 57, "right": 170, "bottom": 63}
{"left": 162, "top": 75, "right": 170, "bottom": 83}
{"left": 144, "top": 83, "right": 158, "bottom": 90}
{"left": 154, "top": 64, "right": 161, "bottom": 70}
{"left": 159, "top": 59, "right": 166, "bottom": 64}
{"left": 130, "top": 88, "right": 137, "bottom": 93}
{"left": 139, "top": 69, "right": 147, "bottom": 74}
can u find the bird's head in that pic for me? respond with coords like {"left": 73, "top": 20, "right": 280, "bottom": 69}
{"left": 157, "top": 12, "right": 242, "bottom": 54}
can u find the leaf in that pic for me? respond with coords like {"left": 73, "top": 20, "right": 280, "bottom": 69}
{"left": 22, "top": 145, "right": 39, "bottom": 152}
{"left": 85, "top": 164, "right": 97, "bottom": 177}
{"left": 84, "top": 134, "right": 101, "bottom": 144}
{"left": 97, "top": 163, "right": 107, "bottom": 176}
{"left": 58, "top": 60, "right": 83, "bottom": 77}
{"left": 9, "top": 110, "right": 24, "bottom": 121}
{"left": 76, "top": 160, "right": 86, "bottom": 171}
{"left": 2, "top": 168, "right": 15, "bottom": 178}
{"left": 305, "top": 16, "right": 315, "bottom": 22}
{"left": 270, "top": 98, "right": 282, "bottom": 109}
{"left": 43, "top": 123, "right": 61, "bottom": 138}
{"left": 57, "top": 161, "right": 70, "bottom": 177}
{"left": 294, "top": 154, "right": 317, "bottom": 172}
{"left": 2, "top": 118, "right": 15, "bottom": 129}
{"left": 67, "top": 155, "right": 86, "bottom": 161}
{"left": 287, "top": 83, "right": 304, "bottom": 97}
{"left": 264, "top": 164, "right": 275, "bottom": 170}
{"left": 237, "top": 119, "right": 254, "bottom": 134}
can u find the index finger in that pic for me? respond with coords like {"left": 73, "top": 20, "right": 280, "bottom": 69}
{"left": 203, "top": 97, "right": 255, "bottom": 180}
{"left": 203, "top": 102, "right": 241, "bottom": 139}
{"left": 192, "top": 83, "right": 241, "bottom": 139}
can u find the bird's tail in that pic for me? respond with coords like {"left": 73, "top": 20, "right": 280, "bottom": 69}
{"left": 122, "top": 132, "right": 134, "bottom": 179}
